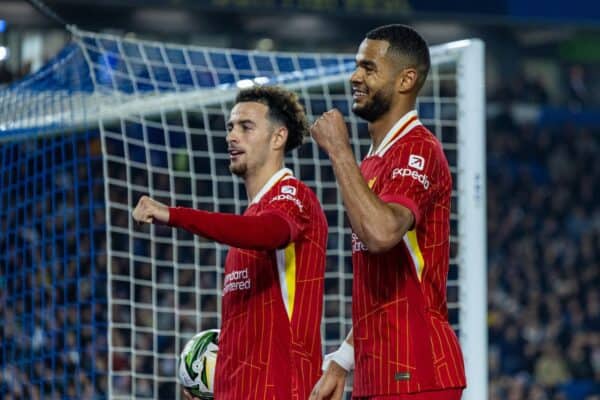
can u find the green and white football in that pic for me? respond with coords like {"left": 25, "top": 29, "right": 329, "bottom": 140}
{"left": 178, "top": 329, "right": 219, "bottom": 399}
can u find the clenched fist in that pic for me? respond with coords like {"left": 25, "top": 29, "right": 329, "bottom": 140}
{"left": 132, "top": 195, "right": 170, "bottom": 225}
{"left": 310, "top": 109, "right": 351, "bottom": 156}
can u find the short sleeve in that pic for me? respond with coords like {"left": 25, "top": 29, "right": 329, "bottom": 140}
{"left": 379, "top": 139, "right": 442, "bottom": 227}
{"left": 258, "top": 179, "right": 311, "bottom": 242}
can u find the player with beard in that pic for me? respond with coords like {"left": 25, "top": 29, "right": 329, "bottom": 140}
{"left": 309, "top": 25, "right": 466, "bottom": 400}
{"left": 132, "top": 86, "right": 328, "bottom": 400}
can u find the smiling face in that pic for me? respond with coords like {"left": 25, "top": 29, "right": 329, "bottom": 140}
{"left": 350, "top": 39, "right": 399, "bottom": 122}
{"left": 226, "top": 101, "right": 277, "bottom": 179}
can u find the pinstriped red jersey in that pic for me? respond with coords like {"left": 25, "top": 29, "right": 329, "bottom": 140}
{"left": 214, "top": 168, "right": 328, "bottom": 400}
{"left": 351, "top": 111, "right": 466, "bottom": 396}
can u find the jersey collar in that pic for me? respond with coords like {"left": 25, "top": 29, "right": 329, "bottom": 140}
{"left": 366, "top": 110, "right": 421, "bottom": 158}
{"left": 250, "top": 167, "right": 294, "bottom": 205}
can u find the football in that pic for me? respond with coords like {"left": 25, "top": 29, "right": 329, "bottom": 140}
{"left": 178, "top": 329, "right": 219, "bottom": 399}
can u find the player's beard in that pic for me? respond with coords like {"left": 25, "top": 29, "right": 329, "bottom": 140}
{"left": 352, "top": 86, "right": 394, "bottom": 122}
{"left": 228, "top": 130, "right": 272, "bottom": 179}
{"left": 229, "top": 160, "right": 247, "bottom": 178}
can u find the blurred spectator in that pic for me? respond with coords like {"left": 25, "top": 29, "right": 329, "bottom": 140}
{"left": 0, "top": 62, "right": 13, "bottom": 84}
{"left": 534, "top": 342, "right": 571, "bottom": 388}
{"left": 567, "top": 65, "right": 589, "bottom": 110}
{"left": 18, "top": 60, "right": 32, "bottom": 80}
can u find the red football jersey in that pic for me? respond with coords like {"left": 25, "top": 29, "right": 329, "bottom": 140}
{"left": 351, "top": 111, "right": 466, "bottom": 396}
{"left": 215, "top": 168, "right": 328, "bottom": 400}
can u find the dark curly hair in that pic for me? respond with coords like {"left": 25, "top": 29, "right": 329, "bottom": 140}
{"left": 234, "top": 85, "right": 309, "bottom": 153}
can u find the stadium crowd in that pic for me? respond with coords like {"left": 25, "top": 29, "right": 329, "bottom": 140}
{"left": 1, "top": 132, "right": 108, "bottom": 399}
{"left": 486, "top": 79, "right": 599, "bottom": 399}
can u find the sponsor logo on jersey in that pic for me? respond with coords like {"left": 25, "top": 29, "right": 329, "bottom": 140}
{"left": 223, "top": 268, "right": 251, "bottom": 295}
{"left": 392, "top": 167, "right": 430, "bottom": 190}
{"left": 269, "top": 194, "right": 303, "bottom": 210}
{"left": 281, "top": 185, "right": 296, "bottom": 195}
{"left": 408, "top": 154, "right": 425, "bottom": 171}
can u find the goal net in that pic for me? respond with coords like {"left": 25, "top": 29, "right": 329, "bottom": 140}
{"left": 0, "top": 28, "right": 486, "bottom": 400}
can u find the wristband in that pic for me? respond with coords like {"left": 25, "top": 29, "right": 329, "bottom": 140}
{"left": 322, "top": 340, "right": 354, "bottom": 372}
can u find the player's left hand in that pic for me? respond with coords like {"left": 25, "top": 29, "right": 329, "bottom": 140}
{"left": 310, "top": 109, "right": 351, "bottom": 157}
{"left": 309, "top": 361, "right": 347, "bottom": 400}
{"left": 132, "top": 195, "right": 170, "bottom": 225}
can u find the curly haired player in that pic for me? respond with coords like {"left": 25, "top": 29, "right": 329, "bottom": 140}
{"left": 134, "top": 86, "right": 328, "bottom": 400}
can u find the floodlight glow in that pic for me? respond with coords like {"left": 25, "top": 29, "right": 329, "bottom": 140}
{"left": 254, "top": 77, "right": 270, "bottom": 85}
{"left": 236, "top": 79, "right": 254, "bottom": 89}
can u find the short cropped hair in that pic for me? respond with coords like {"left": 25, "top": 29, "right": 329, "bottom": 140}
{"left": 234, "top": 86, "right": 309, "bottom": 153}
{"left": 366, "top": 24, "right": 431, "bottom": 91}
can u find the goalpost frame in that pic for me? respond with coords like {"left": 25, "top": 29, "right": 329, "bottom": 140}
{"left": 453, "top": 39, "right": 488, "bottom": 400}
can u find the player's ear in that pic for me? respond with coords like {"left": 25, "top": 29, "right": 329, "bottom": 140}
{"left": 396, "top": 67, "right": 418, "bottom": 93}
{"left": 271, "top": 126, "right": 288, "bottom": 151}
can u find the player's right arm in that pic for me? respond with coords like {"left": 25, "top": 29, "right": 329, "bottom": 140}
{"left": 310, "top": 331, "right": 354, "bottom": 400}
{"left": 310, "top": 110, "right": 414, "bottom": 253}
{"left": 132, "top": 195, "right": 292, "bottom": 250}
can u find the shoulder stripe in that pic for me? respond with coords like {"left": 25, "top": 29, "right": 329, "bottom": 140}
{"left": 251, "top": 167, "right": 293, "bottom": 204}
{"left": 368, "top": 110, "right": 420, "bottom": 157}
{"left": 379, "top": 119, "right": 423, "bottom": 156}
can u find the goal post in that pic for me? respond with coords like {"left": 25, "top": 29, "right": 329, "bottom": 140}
{"left": 0, "top": 29, "right": 486, "bottom": 400}
{"left": 453, "top": 39, "right": 487, "bottom": 400}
